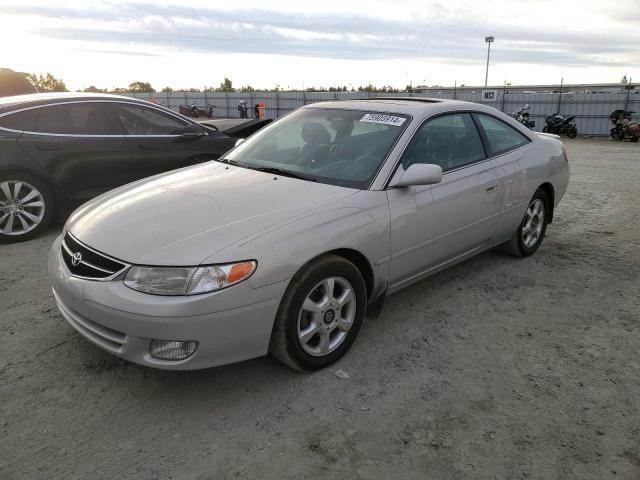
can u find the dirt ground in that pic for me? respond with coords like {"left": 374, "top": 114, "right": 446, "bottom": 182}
{"left": 1, "top": 139, "right": 639, "bottom": 480}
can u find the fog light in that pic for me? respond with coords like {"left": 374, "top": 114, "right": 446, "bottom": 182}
{"left": 149, "top": 339, "right": 199, "bottom": 361}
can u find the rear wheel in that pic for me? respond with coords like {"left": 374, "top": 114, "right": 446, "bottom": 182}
{"left": 0, "top": 174, "right": 54, "bottom": 243}
{"left": 269, "top": 255, "right": 367, "bottom": 371}
{"left": 502, "top": 189, "right": 549, "bottom": 258}
{"left": 617, "top": 129, "right": 626, "bottom": 141}
{"left": 631, "top": 136, "right": 639, "bottom": 143}
{"left": 567, "top": 126, "right": 577, "bottom": 138}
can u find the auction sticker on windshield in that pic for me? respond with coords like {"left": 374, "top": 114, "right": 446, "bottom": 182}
{"left": 360, "top": 113, "right": 406, "bottom": 127}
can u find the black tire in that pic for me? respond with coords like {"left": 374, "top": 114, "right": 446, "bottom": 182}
{"left": 542, "top": 126, "right": 550, "bottom": 133}
{"left": 0, "top": 172, "right": 54, "bottom": 243}
{"left": 631, "top": 136, "right": 639, "bottom": 143}
{"left": 617, "top": 129, "right": 626, "bottom": 141}
{"left": 269, "top": 254, "right": 367, "bottom": 371}
{"left": 502, "top": 189, "right": 549, "bottom": 258}
{"left": 567, "top": 126, "right": 577, "bottom": 139}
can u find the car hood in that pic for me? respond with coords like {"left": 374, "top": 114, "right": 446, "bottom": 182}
{"left": 67, "top": 162, "right": 357, "bottom": 265}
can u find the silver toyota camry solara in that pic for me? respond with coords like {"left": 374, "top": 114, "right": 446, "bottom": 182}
{"left": 48, "top": 98, "right": 569, "bottom": 371}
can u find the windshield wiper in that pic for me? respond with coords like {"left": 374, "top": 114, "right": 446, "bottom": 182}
{"left": 249, "top": 167, "right": 316, "bottom": 182}
{"left": 216, "top": 157, "right": 241, "bottom": 166}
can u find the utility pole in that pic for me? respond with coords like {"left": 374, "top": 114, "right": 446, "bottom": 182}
{"left": 484, "top": 36, "right": 494, "bottom": 87}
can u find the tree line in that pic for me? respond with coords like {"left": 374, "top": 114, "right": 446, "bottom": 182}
{"left": 26, "top": 73, "right": 416, "bottom": 94}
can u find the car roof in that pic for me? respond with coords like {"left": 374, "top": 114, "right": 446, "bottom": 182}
{"left": 0, "top": 92, "right": 151, "bottom": 112}
{"left": 300, "top": 97, "right": 482, "bottom": 116}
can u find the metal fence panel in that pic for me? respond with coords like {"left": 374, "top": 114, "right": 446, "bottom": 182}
{"left": 124, "top": 91, "right": 640, "bottom": 136}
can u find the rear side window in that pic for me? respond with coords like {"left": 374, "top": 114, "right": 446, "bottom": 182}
{"left": 34, "top": 103, "right": 123, "bottom": 135}
{"left": 114, "top": 104, "right": 187, "bottom": 135}
{"left": 401, "top": 113, "right": 486, "bottom": 172}
{"left": 475, "top": 114, "right": 530, "bottom": 155}
{"left": 0, "top": 109, "right": 39, "bottom": 131}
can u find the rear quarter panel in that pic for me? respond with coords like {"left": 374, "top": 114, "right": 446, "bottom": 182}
{"left": 493, "top": 134, "right": 568, "bottom": 240}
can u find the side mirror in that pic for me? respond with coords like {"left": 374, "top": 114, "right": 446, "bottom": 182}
{"left": 177, "top": 124, "right": 205, "bottom": 138}
{"left": 235, "top": 138, "right": 246, "bottom": 147}
{"left": 389, "top": 163, "right": 443, "bottom": 188}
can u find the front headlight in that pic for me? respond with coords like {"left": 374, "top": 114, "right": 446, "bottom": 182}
{"left": 123, "top": 261, "right": 257, "bottom": 296}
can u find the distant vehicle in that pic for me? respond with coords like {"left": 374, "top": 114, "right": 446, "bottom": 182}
{"left": 0, "top": 68, "right": 38, "bottom": 97}
{"left": 48, "top": 98, "right": 569, "bottom": 371}
{"left": 0, "top": 93, "right": 270, "bottom": 242}
{"left": 609, "top": 110, "right": 640, "bottom": 142}
{"left": 543, "top": 113, "right": 578, "bottom": 138}
{"left": 512, "top": 104, "right": 535, "bottom": 129}
{"left": 179, "top": 104, "right": 206, "bottom": 118}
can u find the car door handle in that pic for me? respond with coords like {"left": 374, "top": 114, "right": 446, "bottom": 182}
{"left": 36, "top": 145, "right": 62, "bottom": 151}
{"left": 137, "top": 144, "right": 159, "bottom": 151}
{"left": 485, "top": 184, "right": 498, "bottom": 193}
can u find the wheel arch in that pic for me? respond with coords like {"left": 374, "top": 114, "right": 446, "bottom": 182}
{"left": 538, "top": 182, "right": 555, "bottom": 223}
{"left": 0, "top": 167, "right": 60, "bottom": 208}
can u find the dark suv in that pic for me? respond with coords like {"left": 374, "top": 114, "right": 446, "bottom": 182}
{"left": 0, "top": 93, "right": 267, "bottom": 242}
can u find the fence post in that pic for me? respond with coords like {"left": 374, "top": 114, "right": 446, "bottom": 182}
{"left": 204, "top": 87, "right": 208, "bottom": 110}
{"left": 501, "top": 80, "right": 506, "bottom": 112}
{"left": 276, "top": 91, "right": 280, "bottom": 118}
{"left": 556, "top": 77, "right": 563, "bottom": 114}
{"left": 624, "top": 78, "right": 632, "bottom": 112}
{"left": 225, "top": 91, "right": 229, "bottom": 117}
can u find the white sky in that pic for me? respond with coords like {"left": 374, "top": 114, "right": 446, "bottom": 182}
{"left": 0, "top": 0, "right": 638, "bottom": 90}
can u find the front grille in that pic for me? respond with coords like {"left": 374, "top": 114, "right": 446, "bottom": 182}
{"left": 61, "top": 232, "right": 127, "bottom": 280}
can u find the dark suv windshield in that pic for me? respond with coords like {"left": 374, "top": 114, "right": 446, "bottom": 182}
{"left": 224, "top": 108, "right": 410, "bottom": 189}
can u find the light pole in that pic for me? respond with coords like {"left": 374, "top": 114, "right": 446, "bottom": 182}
{"left": 484, "top": 36, "right": 494, "bottom": 87}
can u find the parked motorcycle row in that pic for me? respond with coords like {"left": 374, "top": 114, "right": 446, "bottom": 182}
{"left": 511, "top": 105, "right": 639, "bottom": 142}
{"left": 609, "top": 110, "right": 640, "bottom": 142}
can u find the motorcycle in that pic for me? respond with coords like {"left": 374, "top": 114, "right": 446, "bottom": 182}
{"left": 609, "top": 110, "right": 640, "bottom": 142}
{"left": 512, "top": 104, "right": 535, "bottom": 130}
{"left": 542, "top": 113, "right": 578, "bottom": 138}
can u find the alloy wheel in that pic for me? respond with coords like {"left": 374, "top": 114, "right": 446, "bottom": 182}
{"left": 297, "top": 276, "right": 356, "bottom": 357}
{"left": 521, "top": 199, "right": 545, "bottom": 248}
{"left": 0, "top": 180, "right": 46, "bottom": 236}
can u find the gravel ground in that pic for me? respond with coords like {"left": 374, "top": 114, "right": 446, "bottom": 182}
{"left": 1, "top": 138, "right": 639, "bottom": 480}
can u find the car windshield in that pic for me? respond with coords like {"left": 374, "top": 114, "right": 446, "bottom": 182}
{"left": 223, "top": 108, "right": 410, "bottom": 189}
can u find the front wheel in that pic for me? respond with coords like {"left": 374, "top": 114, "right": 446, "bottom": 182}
{"left": 567, "top": 126, "right": 578, "bottom": 139}
{"left": 269, "top": 255, "right": 367, "bottom": 371}
{"left": 502, "top": 189, "right": 549, "bottom": 258}
{"left": 542, "top": 126, "right": 550, "bottom": 133}
{"left": 0, "top": 174, "right": 54, "bottom": 243}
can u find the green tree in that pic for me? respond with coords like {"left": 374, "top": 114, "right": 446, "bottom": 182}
{"left": 239, "top": 85, "right": 255, "bottom": 92}
{"left": 27, "top": 72, "right": 68, "bottom": 92}
{"left": 161, "top": 86, "right": 173, "bottom": 93}
{"left": 83, "top": 85, "right": 106, "bottom": 93}
{"left": 128, "top": 81, "right": 155, "bottom": 93}
{"left": 216, "top": 77, "right": 235, "bottom": 92}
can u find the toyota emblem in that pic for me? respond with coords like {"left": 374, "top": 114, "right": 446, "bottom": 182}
{"left": 71, "top": 252, "right": 82, "bottom": 267}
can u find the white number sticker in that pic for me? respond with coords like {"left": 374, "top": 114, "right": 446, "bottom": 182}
{"left": 359, "top": 113, "right": 406, "bottom": 127}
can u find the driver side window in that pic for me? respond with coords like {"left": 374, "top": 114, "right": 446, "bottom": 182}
{"left": 401, "top": 113, "right": 486, "bottom": 172}
{"left": 114, "top": 104, "right": 188, "bottom": 135}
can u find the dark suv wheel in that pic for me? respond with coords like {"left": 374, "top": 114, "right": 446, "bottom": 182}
{"left": 0, "top": 173, "right": 54, "bottom": 243}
